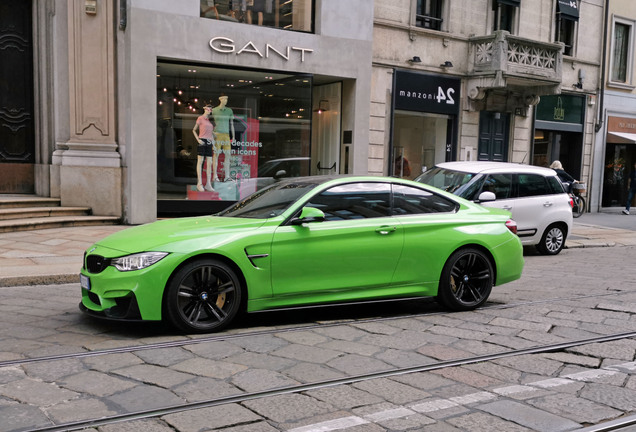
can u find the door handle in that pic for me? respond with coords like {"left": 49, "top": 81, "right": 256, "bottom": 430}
{"left": 543, "top": 202, "right": 553, "bottom": 207}
{"left": 376, "top": 226, "right": 397, "bottom": 235}
{"left": 502, "top": 205, "right": 512, "bottom": 211}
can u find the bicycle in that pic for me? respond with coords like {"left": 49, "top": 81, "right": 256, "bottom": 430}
{"left": 571, "top": 183, "right": 586, "bottom": 218}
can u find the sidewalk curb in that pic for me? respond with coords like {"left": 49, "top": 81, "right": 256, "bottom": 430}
{"left": 0, "top": 274, "right": 79, "bottom": 288}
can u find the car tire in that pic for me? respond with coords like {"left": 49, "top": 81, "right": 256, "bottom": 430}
{"left": 536, "top": 224, "right": 566, "bottom": 255}
{"left": 165, "top": 258, "right": 242, "bottom": 333}
{"left": 437, "top": 248, "right": 493, "bottom": 311}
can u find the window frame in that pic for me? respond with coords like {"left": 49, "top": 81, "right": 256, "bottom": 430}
{"left": 414, "top": 0, "right": 446, "bottom": 32}
{"left": 555, "top": 15, "right": 577, "bottom": 57}
{"left": 609, "top": 16, "right": 636, "bottom": 89}
{"left": 492, "top": 0, "right": 519, "bottom": 34}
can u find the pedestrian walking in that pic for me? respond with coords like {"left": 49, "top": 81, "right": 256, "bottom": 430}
{"left": 623, "top": 161, "right": 636, "bottom": 215}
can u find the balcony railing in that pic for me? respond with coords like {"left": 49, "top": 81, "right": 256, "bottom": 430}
{"left": 470, "top": 31, "right": 563, "bottom": 82}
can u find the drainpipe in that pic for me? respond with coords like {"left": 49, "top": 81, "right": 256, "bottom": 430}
{"left": 595, "top": 0, "right": 609, "bottom": 133}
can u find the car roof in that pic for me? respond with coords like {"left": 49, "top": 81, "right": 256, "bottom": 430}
{"left": 434, "top": 161, "right": 557, "bottom": 176}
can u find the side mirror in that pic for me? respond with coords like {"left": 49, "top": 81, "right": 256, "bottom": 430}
{"left": 478, "top": 191, "right": 496, "bottom": 202}
{"left": 290, "top": 206, "right": 325, "bottom": 225}
{"left": 274, "top": 169, "right": 287, "bottom": 180}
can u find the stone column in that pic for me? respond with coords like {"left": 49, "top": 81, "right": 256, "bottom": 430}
{"left": 55, "top": 0, "right": 121, "bottom": 217}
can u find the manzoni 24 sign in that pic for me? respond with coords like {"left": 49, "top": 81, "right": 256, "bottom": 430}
{"left": 394, "top": 70, "right": 461, "bottom": 115}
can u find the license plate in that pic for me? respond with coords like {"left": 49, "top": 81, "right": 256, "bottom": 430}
{"left": 80, "top": 274, "right": 91, "bottom": 291}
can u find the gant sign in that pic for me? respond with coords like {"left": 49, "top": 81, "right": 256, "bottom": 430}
{"left": 209, "top": 37, "right": 314, "bottom": 62}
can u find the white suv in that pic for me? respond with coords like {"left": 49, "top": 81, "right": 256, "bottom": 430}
{"left": 416, "top": 161, "right": 574, "bottom": 255}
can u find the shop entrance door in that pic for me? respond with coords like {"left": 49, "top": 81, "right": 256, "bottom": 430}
{"left": 478, "top": 111, "right": 509, "bottom": 161}
{"left": 0, "top": 1, "right": 35, "bottom": 193}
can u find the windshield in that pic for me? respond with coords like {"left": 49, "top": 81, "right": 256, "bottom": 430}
{"left": 415, "top": 168, "right": 476, "bottom": 194}
{"left": 217, "top": 179, "right": 319, "bottom": 218}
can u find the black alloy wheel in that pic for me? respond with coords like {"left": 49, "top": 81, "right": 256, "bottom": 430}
{"left": 437, "top": 248, "right": 493, "bottom": 311}
{"left": 165, "top": 259, "right": 242, "bottom": 333}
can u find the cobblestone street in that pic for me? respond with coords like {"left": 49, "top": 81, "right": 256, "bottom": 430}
{"left": 1, "top": 244, "right": 636, "bottom": 431}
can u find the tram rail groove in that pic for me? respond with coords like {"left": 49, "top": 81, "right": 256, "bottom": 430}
{"left": 0, "top": 290, "right": 630, "bottom": 369}
{"left": 575, "top": 413, "right": 636, "bottom": 432}
{"left": 18, "top": 331, "right": 636, "bottom": 432}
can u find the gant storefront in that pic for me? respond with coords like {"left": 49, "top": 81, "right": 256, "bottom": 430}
{"left": 119, "top": 1, "right": 372, "bottom": 223}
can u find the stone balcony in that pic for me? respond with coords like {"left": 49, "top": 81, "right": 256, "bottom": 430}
{"left": 466, "top": 31, "right": 563, "bottom": 112}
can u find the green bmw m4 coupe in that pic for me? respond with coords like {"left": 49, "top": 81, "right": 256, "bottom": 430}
{"left": 80, "top": 176, "right": 524, "bottom": 333}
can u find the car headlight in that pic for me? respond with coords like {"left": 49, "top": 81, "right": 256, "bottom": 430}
{"left": 111, "top": 252, "right": 169, "bottom": 271}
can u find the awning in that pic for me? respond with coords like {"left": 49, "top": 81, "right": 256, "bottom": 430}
{"left": 557, "top": 0, "right": 579, "bottom": 21}
{"left": 607, "top": 131, "right": 636, "bottom": 144}
{"left": 496, "top": 0, "right": 520, "bottom": 6}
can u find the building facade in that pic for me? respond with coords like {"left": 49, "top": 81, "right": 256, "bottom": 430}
{"left": 1, "top": 0, "right": 619, "bottom": 223}
{"left": 591, "top": 0, "right": 636, "bottom": 212}
{"left": 371, "top": 0, "right": 604, "bottom": 203}
{"left": 1, "top": 0, "right": 374, "bottom": 224}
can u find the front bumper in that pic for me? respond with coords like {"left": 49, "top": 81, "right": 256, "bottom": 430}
{"left": 79, "top": 245, "right": 184, "bottom": 321}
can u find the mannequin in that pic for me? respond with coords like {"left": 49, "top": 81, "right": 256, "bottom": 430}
{"left": 212, "top": 94, "right": 235, "bottom": 181}
{"left": 192, "top": 104, "right": 216, "bottom": 191}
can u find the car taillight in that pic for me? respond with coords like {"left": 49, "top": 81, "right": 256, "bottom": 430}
{"left": 505, "top": 219, "right": 518, "bottom": 235}
{"left": 569, "top": 197, "right": 574, "bottom": 208}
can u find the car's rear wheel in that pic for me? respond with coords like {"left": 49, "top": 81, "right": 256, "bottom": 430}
{"left": 165, "top": 259, "right": 242, "bottom": 333}
{"left": 536, "top": 224, "right": 566, "bottom": 255}
{"left": 437, "top": 248, "right": 493, "bottom": 311}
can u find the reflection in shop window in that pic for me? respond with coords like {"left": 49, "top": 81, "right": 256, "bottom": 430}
{"left": 200, "top": 0, "right": 314, "bottom": 33}
{"left": 391, "top": 111, "right": 451, "bottom": 180}
{"left": 157, "top": 62, "right": 312, "bottom": 203}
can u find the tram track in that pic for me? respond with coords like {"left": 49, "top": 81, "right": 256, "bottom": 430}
{"left": 0, "top": 289, "right": 630, "bottom": 369}
{"left": 18, "top": 330, "right": 636, "bottom": 432}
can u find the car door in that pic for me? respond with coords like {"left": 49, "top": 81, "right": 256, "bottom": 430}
{"left": 270, "top": 181, "right": 404, "bottom": 298}
{"left": 389, "top": 184, "right": 461, "bottom": 290}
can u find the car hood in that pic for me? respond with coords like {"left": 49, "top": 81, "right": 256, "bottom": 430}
{"left": 95, "top": 216, "right": 268, "bottom": 254}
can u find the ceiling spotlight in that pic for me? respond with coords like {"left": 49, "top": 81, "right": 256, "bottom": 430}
{"left": 409, "top": 56, "right": 422, "bottom": 63}
{"left": 440, "top": 61, "right": 453, "bottom": 68}
{"left": 313, "top": 100, "right": 330, "bottom": 114}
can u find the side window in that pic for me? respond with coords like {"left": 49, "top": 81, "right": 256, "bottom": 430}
{"left": 518, "top": 174, "right": 552, "bottom": 197}
{"left": 306, "top": 182, "right": 392, "bottom": 221}
{"left": 392, "top": 184, "right": 459, "bottom": 215}
{"left": 482, "top": 174, "right": 513, "bottom": 199}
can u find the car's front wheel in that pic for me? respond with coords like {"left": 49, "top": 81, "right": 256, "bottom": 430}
{"left": 536, "top": 224, "right": 566, "bottom": 255}
{"left": 165, "top": 258, "right": 242, "bottom": 333}
{"left": 437, "top": 248, "right": 493, "bottom": 311}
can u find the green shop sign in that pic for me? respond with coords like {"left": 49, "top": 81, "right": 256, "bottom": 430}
{"left": 535, "top": 95, "right": 584, "bottom": 124}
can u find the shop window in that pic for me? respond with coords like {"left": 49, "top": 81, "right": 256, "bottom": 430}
{"left": 156, "top": 62, "right": 312, "bottom": 203}
{"left": 532, "top": 129, "right": 582, "bottom": 180}
{"left": 392, "top": 111, "right": 452, "bottom": 180}
{"left": 610, "top": 19, "right": 634, "bottom": 85}
{"left": 416, "top": 0, "right": 444, "bottom": 31}
{"left": 492, "top": 0, "right": 518, "bottom": 34}
{"left": 200, "top": 0, "right": 313, "bottom": 33}
{"left": 555, "top": 1, "right": 578, "bottom": 56}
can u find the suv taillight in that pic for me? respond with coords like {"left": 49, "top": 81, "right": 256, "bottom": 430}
{"left": 505, "top": 219, "right": 518, "bottom": 235}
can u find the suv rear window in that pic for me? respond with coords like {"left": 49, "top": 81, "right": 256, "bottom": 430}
{"left": 518, "top": 174, "right": 553, "bottom": 197}
{"left": 547, "top": 176, "right": 566, "bottom": 194}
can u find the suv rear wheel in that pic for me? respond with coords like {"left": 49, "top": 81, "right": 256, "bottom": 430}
{"left": 536, "top": 224, "right": 566, "bottom": 255}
